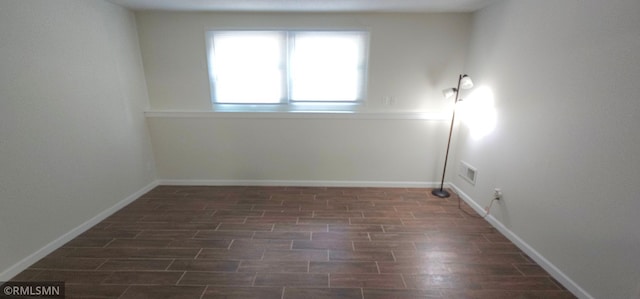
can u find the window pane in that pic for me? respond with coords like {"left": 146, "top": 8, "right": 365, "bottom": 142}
{"left": 290, "top": 32, "right": 366, "bottom": 102}
{"left": 210, "top": 31, "right": 284, "bottom": 103}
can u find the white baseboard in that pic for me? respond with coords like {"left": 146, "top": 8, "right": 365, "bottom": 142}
{"left": 0, "top": 180, "right": 159, "bottom": 281}
{"left": 157, "top": 179, "right": 442, "bottom": 188}
{"left": 450, "top": 183, "right": 594, "bottom": 299}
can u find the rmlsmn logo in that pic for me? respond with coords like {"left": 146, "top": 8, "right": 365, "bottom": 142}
{"left": 1, "top": 281, "right": 64, "bottom": 298}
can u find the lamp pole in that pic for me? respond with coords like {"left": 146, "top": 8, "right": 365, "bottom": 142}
{"left": 432, "top": 74, "right": 464, "bottom": 198}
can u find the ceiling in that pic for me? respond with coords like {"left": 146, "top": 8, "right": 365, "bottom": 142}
{"left": 107, "top": 0, "right": 497, "bottom": 12}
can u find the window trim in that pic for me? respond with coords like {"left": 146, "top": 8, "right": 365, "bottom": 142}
{"left": 205, "top": 29, "right": 370, "bottom": 112}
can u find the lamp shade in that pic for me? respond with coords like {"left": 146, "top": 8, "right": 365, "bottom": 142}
{"left": 442, "top": 88, "right": 457, "bottom": 99}
{"left": 460, "top": 75, "right": 474, "bottom": 89}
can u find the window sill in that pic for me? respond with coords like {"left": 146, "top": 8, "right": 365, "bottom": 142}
{"left": 212, "top": 102, "right": 361, "bottom": 113}
{"left": 144, "top": 110, "right": 448, "bottom": 120}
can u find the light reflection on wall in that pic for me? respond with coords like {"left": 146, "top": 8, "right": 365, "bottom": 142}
{"left": 459, "top": 86, "right": 497, "bottom": 140}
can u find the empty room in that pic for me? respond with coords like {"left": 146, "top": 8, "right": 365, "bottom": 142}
{"left": 0, "top": 0, "right": 638, "bottom": 298}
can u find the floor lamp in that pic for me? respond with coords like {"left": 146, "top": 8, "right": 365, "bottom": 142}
{"left": 431, "top": 74, "right": 474, "bottom": 198}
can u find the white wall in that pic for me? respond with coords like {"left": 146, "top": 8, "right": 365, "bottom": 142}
{"left": 137, "top": 12, "right": 472, "bottom": 184}
{"left": 0, "top": 0, "right": 156, "bottom": 278}
{"left": 454, "top": 0, "right": 640, "bottom": 298}
{"left": 147, "top": 114, "right": 450, "bottom": 185}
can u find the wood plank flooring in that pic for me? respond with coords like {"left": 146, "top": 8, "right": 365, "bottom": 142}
{"left": 10, "top": 186, "right": 577, "bottom": 298}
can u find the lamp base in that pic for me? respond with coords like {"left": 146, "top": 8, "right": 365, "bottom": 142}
{"left": 431, "top": 188, "right": 451, "bottom": 198}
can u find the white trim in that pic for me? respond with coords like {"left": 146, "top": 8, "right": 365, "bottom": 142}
{"left": 157, "top": 179, "right": 441, "bottom": 188}
{"left": 0, "top": 181, "right": 159, "bottom": 281}
{"left": 144, "top": 110, "right": 448, "bottom": 120}
{"left": 450, "top": 183, "right": 594, "bottom": 299}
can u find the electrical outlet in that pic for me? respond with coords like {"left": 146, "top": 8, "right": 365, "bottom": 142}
{"left": 493, "top": 188, "right": 503, "bottom": 200}
{"left": 382, "top": 96, "right": 396, "bottom": 106}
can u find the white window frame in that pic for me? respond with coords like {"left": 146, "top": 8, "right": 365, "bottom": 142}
{"left": 205, "top": 29, "right": 370, "bottom": 112}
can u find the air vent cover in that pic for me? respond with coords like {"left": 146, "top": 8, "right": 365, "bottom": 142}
{"left": 459, "top": 161, "right": 477, "bottom": 185}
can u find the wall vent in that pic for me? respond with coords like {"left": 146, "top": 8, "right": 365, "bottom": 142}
{"left": 459, "top": 161, "right": 477, "bottom": 185}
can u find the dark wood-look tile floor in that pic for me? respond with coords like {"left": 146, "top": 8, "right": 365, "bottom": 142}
{"left": 10, "top": 186, "right": 577, "bottom": 298}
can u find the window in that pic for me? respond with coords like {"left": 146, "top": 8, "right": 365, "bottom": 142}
{"left": 206, "top": 30, "right": 368, "bottom": 110}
